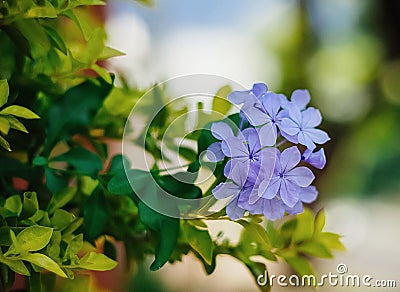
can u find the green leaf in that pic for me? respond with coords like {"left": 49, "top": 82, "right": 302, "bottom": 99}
{"left": 237, "top": 219, "right": 276, "bottom": 261}
{"left": 98, "top": 46, "right": 125, "bottom": 60}
{"left": 0, "top": 135, "right": 11, "bottom": 151}
{"left": 297, "top": 241, "right": 333, "bottom": 258}
{"left": 33, "top": 156, "right": 48, "bottom": 166}
{"left": 83, "top": 187, "right": 108, "bottom": 241}
{"left": 50, "top": 209, "right": 75, "bottom": 231}
{"left": 4, "top": 195, "right": 22, "bottom": 216}
{"left": 0, "top": 116, "right": 10, "bottom": 135}
{"left": 108, "top": 154, "right": 130, "bottom": 175}
{"left": 0, "top": 79, "right": 9, "bottom": 108}
{"left": 47, "top": 187, "right": 77, "bottom": 214}
{"left": 46, "top": 231, "right": 61, "bottom": 260}
{"left": 21, "top": 253, "right": 67, "bottom": 278}
{"left": 63, "top": 234, "right": 83, "bottom": 264}
{"left": 182, "top": 221, "right": 213, "bottom": 265}
{"left": 0, "top": 105, "right": 40, "bottom": 119}
{"left": 319, "top": 232, "right": 346, "bottom": 251}
{"left": 212, "top": 85, "right": 232, "bottom": 115}
{"left": 44, "top": 77, "right": 113, "bottom": 155}
{"left": 314, "top": 209, "right": 325, "bottom": 235}
{"left": 108, "top": 169, "right": 150, "bottom": 195}
{"left": 0, "top": 250, "right": 30, "bottom": 276}
{"left": 51, "top": 146, "right": 103, "bottom": 178}
{"left": 292, "top": 208, "right": 314, "bottom": 243}
{"left": 284, "top": 255, "right": 315, "bottom": 277}
{"left": 138, "top": 201, "right": 179, "bottom": 271}
{"left": 92, "top": 63, "right": 112, "bottom": 84}
{"left": 21, "top": 192, "right": 39, "bottom": 219}
{"left": 16, "top": 226, "right": 53, "bottom": 252}
{"left": 78, "top": 252, "right": 117, "bottom": 271}
{"left": 44, "top": 26, "right": 68, "bottom": 55}
{"left": 5, "top": 115, "right": 28, "bottom": 133}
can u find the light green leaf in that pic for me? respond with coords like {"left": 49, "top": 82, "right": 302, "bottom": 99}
{"left": 47, "top": 187, "right": 77, "bottom": 214}
{"left": 50, "top": 209, "right": 75, "bottom": 231}
{"left": 0, "top": 79, "right": 9, "bottom": 108}
{"left": 314, "top": 209, "right": 325, "bottom": 235}
{"left": 5, "top": 115, "right": 28, "bottom": 133}
{"left": 44, "top": 25, "right": 67, "bottom": 55}
{"left": 212, "top": 85, "right": 232, "bottom": 115}
{"left": 182, "top": 221, "right": 213, "bottom": 265}
{"left": 46, "top": 231, "right": 61, "bottom": 260}
{"left": 92, "top": 64, "right": 112, "bottom": 84}
{"left": 98, "top": 46, "right": 125, "bottom": 60}
{"left": 0, "top": 250, "right": 30, "bottom": 276}
{"left": 21, "top": 253, "right": 67, "bottom": 278}
{"left": 319, "top": 232, "right": 346, "bottom": 251}
{"left": 292, "top": 208, "right": 314, "bottom": 243}
{"left": 16, "top": 226, "right": 53, "bottom": 252}
{"left": 0, "top": 116, "right": 10, "bottom": 135}
{"left": 297, "top": 241, "right": 333, "bottom": 258}
{"left": 4, "top": 195, "right": 22, "bottom": 216}
{"left": 63, "top": 234, "right": 83, "bottom": 264}
{"left": 284, "top": 255, "right": 315, "bottom": 277}
{"left": 0, "top": 105, "right": 40, "bottom": 119}
{"left": 0, "top": 135, "right": 11, "bottom": 151}
{"left": 21, "top": 192, "right": 39, "bottom": 219}
{"left": 78, "top": 252, "right": 117, "bottom": 271}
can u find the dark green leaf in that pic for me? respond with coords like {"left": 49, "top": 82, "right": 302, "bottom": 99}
{"left": 138, "top": 201, "right": 179, "bottom": 271}
{"left": 182, "top": 221, "right": 213, "bottom": 265}
{"left": 51, "top": 146, "right": 103, "bottom": 178}
{"left": 47, "top": 187, "right": 77, "bottom": 214}
{"left": 83, "top": 187, "right": 108, "bottom": 241}
{"left": 44, "top": 77, "right": 113, "bottom": 155}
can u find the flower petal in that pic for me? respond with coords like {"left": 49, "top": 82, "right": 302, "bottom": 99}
{"left": 259, "top": 176, "right": 280, "bottom": 199}
{"left": 226, "top": 196, "right": 245, "bottom": 220}
{"left": 280, "top": 146, "right": 301, "bottom": 172}
{"left": 299, "top": 185, "right": 318, "bottom": 203}
{"left": 279, "top": 118, "right": 300, "bottom": 136}
{"left": 242, "top": 127, "right": 261, "bottom": 154}
{"left": 262, "top": 198, "right": 285, "bottom": 220}
{"left": 206, "top": 142, "right": 224, "bottom": 162}
{"left": 221, "top": 136, "right": 248, "bottom": 157}
{"left": 303, "top": 128, "right": 330, "bottom": 145}
{"left": 279, "top": 179, "right": 300, "bottom": 208}
{"left": 212, "top": 182, "right": 240, "bottom": 199}
{"left": 298, "top": 131, "right": 316, "bottom": 150}
{"left": 291, "top": 89, "right": 310, "bottom": 110}
{"left": 285, "top": 166, "right": 315, "bottom": 187}
{"left": 241, "top": 103, "right": 269, "bottom": 126}
{"left": 286, "top": 201, "right": 304, "bottom": 215}
{"left": 261, "top": 92, "right": 282, "bottom": 119}
{"left": 258, "top": 123, "right": 276, "bottom": 146}
{"left": 211, "top": 122, "right": 234, "bottom": 140}
{"left": 252, "top": 83, "right": 268, "bottom": 97}
{"left": 303, "top": 148, "right": 326, "bottom": 169}
{"left": 301, "top": 107, "right": 322, "bottom": 128}
{"left": 228, "top": 90, "right": 252, "bottom": 104}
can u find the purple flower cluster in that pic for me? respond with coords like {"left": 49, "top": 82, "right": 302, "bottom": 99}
{"left": 207, "top": 83, "right": 329, "bottom": 220}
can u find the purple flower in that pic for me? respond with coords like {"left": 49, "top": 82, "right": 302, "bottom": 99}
{"left": 281, "top": 89, "right": 311, "bottom": 110}
{"left": 286, "top": 185, "right": 318, "bottom": 215}
{"left": 220, "top": 127, "right": 276, "bottom": 178}
{"left": 206, "top": 122, "right": 234, "bottom": 162}
{"left": 279, "top": 105, "right": 330, "bottom": 150}
{"left": 302, "top": 148, "right": 326, "bottom": 169}
{"left": 241, "top": 92, "right": 286, "bottom": 139}
{"left": 258, "top": 146, "right": 315, "bottom": 208}
{"left": 228, "top": 83, "right": 268, "bottom": 104}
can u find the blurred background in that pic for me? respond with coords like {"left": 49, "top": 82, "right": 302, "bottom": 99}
{"left": 103, "top": 0, "right": 400, "bottom": 290}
